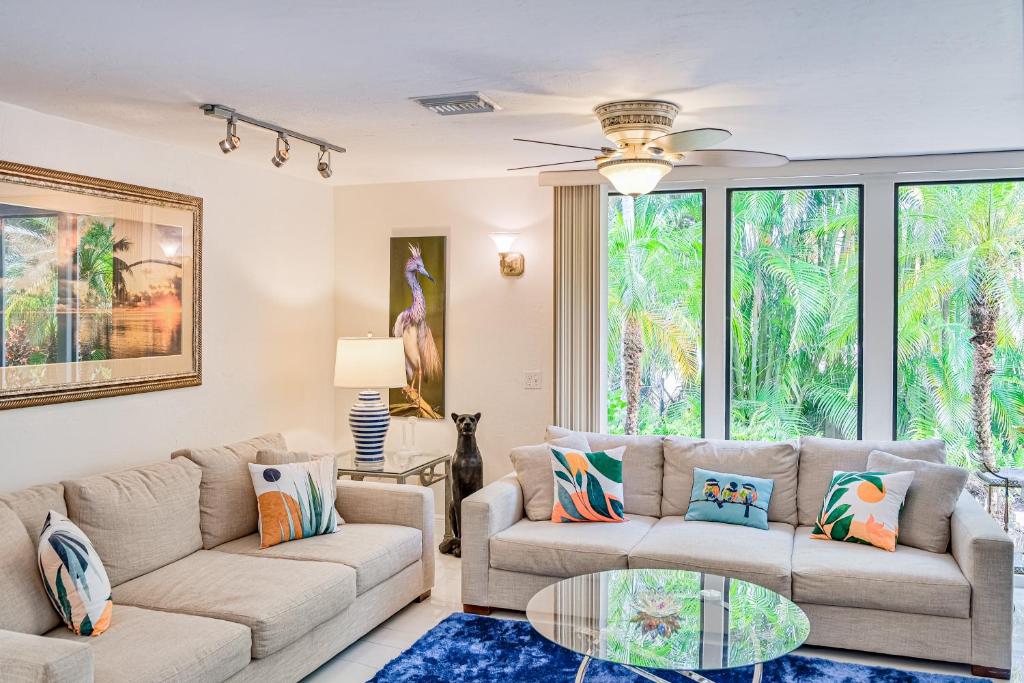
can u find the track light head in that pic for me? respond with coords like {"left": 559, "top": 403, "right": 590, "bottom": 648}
{"left": 271, "top": 134, "right": 290, "bottom": 167}
{"left": 219, "top": 119, "right": 240, "bottom": 153}
{"left": 317, "top": 147, "right": 332, "bottom": 179}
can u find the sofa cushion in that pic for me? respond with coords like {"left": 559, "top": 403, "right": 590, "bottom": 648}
{"left": 256, "top": 449, "right": 314, "bottom": 465}
{"left": 628, "top": 517, "right": 794, "bottom": 597}
{"left": 546, "top": 427, "right": 663, "bottom": 517}
{"left": 791, "top": 526, "right": 970, "bottom": 618}
{"left": 62, "top": 459, "right": 203, "bottom": 587}
{"left": 172, "top": 433, "right": 287, "bottom": 549}
{"left": 214, "top": 523, "right": 421, "bottom": 594}
{"left": 866, "top": 450, "right": 967, "bottom": 553}
{"left": 797, "top": 437, "right": 945, "bottom": 527}
{"left": 0, "top": 483, "right": 66, "bottom": 539}
{"left": 0, "top": 507, "right": 59, "bottom": 635}
{"left": 112, "top": 550, "right": 355, "bottom": 658}
{"left": 490, "top": 514, "right": 657, "bottom": 577}
{"left": 510, "top": 434, "right": 591, "bottom": 521}
{"left": 662, "top": 437, "right": 799, "bottom": 525}
{"left": 47, "top": 605, "right": 251, "bottom": 683}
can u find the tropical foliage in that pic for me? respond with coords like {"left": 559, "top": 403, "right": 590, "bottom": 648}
{"left": 729, "top": 187, "right": 861, "bottom": 439}
{"left": 606, "top": 192, "right": 703, "bottom": 435}
{"left": 896, "top": 181, "right": 1024, "bottom": 469}
{"left": 2, "top": 216, "right": 127, "bottom": 365}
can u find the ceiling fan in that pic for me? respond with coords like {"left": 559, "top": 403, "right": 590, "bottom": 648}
{"left": 509, "top": 99, "right": 788, "bottom": 196}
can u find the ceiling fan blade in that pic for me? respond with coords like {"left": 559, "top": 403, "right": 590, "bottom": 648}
{"left": 647, "top": 128, "right": 731, "bottom": 153}
{"left": 507, "top": 159, "right": 595, "bottom": 171}
{"left": 513, "top": 138, "right": 610, "bottom": 153}
{"left": 682, "top": 149, "right": 789, "bottom": 167}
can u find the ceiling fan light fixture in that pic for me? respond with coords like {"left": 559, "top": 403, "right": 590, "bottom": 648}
{"left": 597, "top": 157, "right": 673, "bottom": 196}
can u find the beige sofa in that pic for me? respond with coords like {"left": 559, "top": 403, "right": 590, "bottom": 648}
{"left": 0, "top": 434, "right": 434, "bottom": 683}
{"left": 462, "top": 429, "right": 1013, "bottom": 679}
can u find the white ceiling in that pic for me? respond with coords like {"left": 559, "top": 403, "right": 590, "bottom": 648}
{"left": 0, "top": 0, "right": 1021, "bottom": 186}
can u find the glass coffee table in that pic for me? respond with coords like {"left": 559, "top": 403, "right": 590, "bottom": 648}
{"left": 526, "top": 569, "right": 809, "bottom": 682}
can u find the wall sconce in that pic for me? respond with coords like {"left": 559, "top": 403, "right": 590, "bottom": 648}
{"left": 489, "top": 232, "right": 525, "bottom": 277}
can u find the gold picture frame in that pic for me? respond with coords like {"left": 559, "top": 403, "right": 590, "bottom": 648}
{"left": 0, "top": 160, "right": 201, "bottom": 409}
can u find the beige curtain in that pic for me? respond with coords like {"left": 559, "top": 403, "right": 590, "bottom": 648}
{"left": 554, "top": 185, "right": 602, "bottom": 431}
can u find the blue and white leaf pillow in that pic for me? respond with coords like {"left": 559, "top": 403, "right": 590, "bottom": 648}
{"left": 685, "top": 467, "right": 774, "bottom": 530}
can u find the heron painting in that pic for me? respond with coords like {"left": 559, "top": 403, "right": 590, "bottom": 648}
{"left": 388, "top": 236, "right": 446, "bottom": 419}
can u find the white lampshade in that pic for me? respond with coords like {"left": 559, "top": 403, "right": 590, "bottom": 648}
{"left": 489, "top": 232, "right": 519, "bottom": 253}
{"left": 334, "top": 336, "right": 407, "bottom": 388}
{"left": 597, "top": 158, "right": 673, "bottom": 196}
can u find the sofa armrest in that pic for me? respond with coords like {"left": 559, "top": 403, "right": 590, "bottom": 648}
{"left": 950, "top": 491, "right": 1014, "bottom": 673}
{"left": 0, "top": 629, "right": 93, "bottom": 683}
{"left": 335, "top": 481, "right": 435, "bottom": 593}
{"left": 461, "top": 473, "right": 524, "bottom": 608}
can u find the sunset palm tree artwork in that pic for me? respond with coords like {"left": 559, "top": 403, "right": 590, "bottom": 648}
{"left": 390, "top": 241, "right": 444, "bottom": 419}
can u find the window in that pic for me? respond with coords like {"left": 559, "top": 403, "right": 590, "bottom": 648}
{"left": 895, "top": 180, "right": 1024, "bottom": 468}
{"left": 727, "top": 186, "right": 862, "bottom": 439}
{"left": 606, "top": 191, "right": 704, "bottom": 435}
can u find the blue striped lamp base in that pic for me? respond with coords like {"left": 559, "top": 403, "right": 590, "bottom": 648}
{"left": 349, "top": 390, "right": 390, "bottom": 464}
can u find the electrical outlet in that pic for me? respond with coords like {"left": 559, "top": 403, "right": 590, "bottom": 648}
{"left": 523, "top": 371, "right": 543, "bottom": 390}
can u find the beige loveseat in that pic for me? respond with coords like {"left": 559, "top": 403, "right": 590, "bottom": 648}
{"left": 462, "top": 429, "right": 1013, "bottom": 679}
{"left": 0, "top": 434, "right": 434, "bottom": 683}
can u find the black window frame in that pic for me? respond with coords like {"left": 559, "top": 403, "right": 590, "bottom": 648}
{"left": 725, "top": 183, "right": 865, "bottom": 440}
{"left": 891, "top": 176, "right": 1024, "bottom": 439}
{"left": 606, "top": 187, "right": 707, "bottom": 437}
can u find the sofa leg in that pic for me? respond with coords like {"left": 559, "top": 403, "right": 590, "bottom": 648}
{"left": 415, "top": 590, "right": 431, "bottom": 603}
{"left": 972, "top": 664, "right": 1011, "bottom": 679}
{"left": 463, "top": 604, "right": 492, "bottom": 615}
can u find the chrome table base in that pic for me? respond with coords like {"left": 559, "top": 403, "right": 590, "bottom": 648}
{"left": 574, "top": 652, "right": 762, "bottom": 683}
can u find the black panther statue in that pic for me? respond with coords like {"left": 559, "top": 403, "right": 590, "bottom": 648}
{"left": 440, "top": 412, "right": 483, "bottom": 557}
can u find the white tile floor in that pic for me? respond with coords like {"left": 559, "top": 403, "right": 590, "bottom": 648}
{"left": 306, "top": 520, "right": 1024, "bottom": 682}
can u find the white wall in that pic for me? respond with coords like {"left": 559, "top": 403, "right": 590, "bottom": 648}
{"left": 0, "top": 102, "right": 337, "bottom": 491}
{"left": 334, "top": 177, "right": 553, "bottom": 492}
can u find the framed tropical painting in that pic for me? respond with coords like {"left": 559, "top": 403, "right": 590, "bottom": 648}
{"left": 388, "top": 235, "right": 446, "bottom": 419}
{"left": 0, "top": 161, "right": 201, "bottom": 409}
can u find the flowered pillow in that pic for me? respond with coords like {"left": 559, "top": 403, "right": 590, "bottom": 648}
{"left": 550, "top": 446, "right": 625, "bottom": 523}
{"left": 811, "top": 470, "right": 915, "bottom": 551}
{"left": 249, "top": 456, "right": 340, "bottom": 548}
{"left": 685, "top": 467, "right": 774, "bottom": 530}
{"left": 38, "top": 511, "right": 113, "bottom": 636}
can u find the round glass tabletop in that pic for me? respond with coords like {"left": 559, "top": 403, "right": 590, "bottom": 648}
{"left": 526, "top": 569, "right": 809, "bottom": 674}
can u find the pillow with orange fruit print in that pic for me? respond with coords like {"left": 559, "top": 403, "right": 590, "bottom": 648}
{"left": 811, "top": 470, "right": 915, "bottom": 551}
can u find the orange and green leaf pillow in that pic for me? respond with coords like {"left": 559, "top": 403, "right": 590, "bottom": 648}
{"left": 550, "top": 446, "right": 625, "bottom": 523}
{"left": 249, "top": 456, "right": 340, "bottom": 548}
{"left": 811, "top": 470, "right": 914, "bottom": 552}
{"left": 38, "top": 511, "right": 113, "bottom": 636}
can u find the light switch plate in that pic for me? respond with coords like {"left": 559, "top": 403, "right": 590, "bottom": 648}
{"left": 524, "top": 371, "right": 542, "bottom": 390}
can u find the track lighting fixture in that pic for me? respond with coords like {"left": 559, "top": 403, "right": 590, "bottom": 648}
{"left": 202, "top": 104, "right": 346, "bottom": 180}
{"left": 317, "top": 147, "right": 332, "bottom": 179}
{"left": 218, "top": 118, "right": 240, "bottom": 153}
{"left": 271, "top": 134, "right": 290, "bottom": 168}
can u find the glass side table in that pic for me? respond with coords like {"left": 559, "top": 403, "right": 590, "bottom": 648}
{"left": 337, "top": 450, "right": 454, "bottom": 552}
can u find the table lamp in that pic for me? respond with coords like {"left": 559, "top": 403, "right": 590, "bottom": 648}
{"left": 334, "top": 335, "right": 407, "bottom": 465}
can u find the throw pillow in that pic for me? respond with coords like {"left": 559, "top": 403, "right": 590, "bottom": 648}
{"left": 684, "top": 467, "right": 774, "bottom": 530}
{"left": 866, "top": 450, "right": 968, "bottom": 553}
{"left": 510, "top": 434, "right": 591, "bottom": 521}
{"left": 249, "top": 456, "right": 340, "bottom": 548}
{"left": 38, "top": 511, "right": 113, "bottom": 636}
{"left": 550, "top": 446, "right": 626, "bottom": 523}
{"left": 811, "top": 470, "right": 915, "bottom": 551}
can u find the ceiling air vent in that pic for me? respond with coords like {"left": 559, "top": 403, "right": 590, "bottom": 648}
{"left": 411, "top": 91, "right": 499, "bottom": 116}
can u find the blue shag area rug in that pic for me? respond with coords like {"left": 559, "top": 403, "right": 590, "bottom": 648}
{"left": 371, "top": 613, "right": 987, "bottom": 682}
